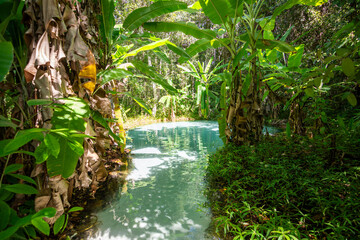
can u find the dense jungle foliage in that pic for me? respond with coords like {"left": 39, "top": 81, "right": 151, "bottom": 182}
{"left": 0, "top": 0, "right": 359, "bottom": 239}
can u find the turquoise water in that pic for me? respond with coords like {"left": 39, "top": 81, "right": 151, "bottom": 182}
{"left": 89, "top": 121, "right": 223, "bottom": 240}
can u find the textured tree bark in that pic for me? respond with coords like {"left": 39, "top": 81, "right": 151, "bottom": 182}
{"left": 226, "top": 48, "right": 264, "bottom": 146}
{"left": 23, "top": 0, "right": 111, "bottom": 223}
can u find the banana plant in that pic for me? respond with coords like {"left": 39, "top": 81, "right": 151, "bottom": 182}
{"left": 178, "top": 58, "right": 225, "bottom": 119}
{"left": 123, "top": 0, "right": 328, "bottom": 145}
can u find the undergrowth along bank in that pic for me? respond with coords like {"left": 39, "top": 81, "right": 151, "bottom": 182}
{"left": 206, "top": 136, "right": 360, "bottom": 239}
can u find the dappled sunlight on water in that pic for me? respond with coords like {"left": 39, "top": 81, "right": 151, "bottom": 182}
{"left": 88, "top": 121, "right": 223, "bottom": 240}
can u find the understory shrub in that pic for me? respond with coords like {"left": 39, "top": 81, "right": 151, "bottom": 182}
{"left": 206, "top": 136, "right": 360, "bottom": 239}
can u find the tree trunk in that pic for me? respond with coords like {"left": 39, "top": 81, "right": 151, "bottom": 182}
{"left": 23, "top": 0, "right": 111, "bottom": 223}
{"left": 225, "top": 47, "right": 264, "bottom": 145}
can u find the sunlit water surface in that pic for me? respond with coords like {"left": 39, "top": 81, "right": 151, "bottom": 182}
{"left": 89, "top": 121, "right": 223, "bottom": 240}
{"left": 88, "top": 122, "right": 281, "bottom": 240}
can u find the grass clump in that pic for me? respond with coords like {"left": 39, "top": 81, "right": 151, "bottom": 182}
{"left": 206, "top": 136, "right": 360, "bottom": 239}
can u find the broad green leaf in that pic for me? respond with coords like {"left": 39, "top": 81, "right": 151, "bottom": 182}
{"left": 228, "top": 0, "right": 245, "bottom": 17}
{"left": 27, "top": 99, "right": 52, "bottom": 106}
{"left": 52, "top": 97, "right": 90, "bottom": 132}
{"left": 47, "top": 136, "right": 83, "bottom": 178}
{"left": 256, "top": 39, "right": 295, "bottom": 52}
{"left": 53, "top": 214, "right": 65, "bottom": 235}
{"left": 99, "top": 68, "right": 133, "bottom": 86}
{"left": 31, "top": 218, "right": 50, "bottom": 236}
{"left": 341, "top": 58, "right": 355, "bottom": 77}
{"left": 0, "top": 42, "right": 13, "bottom": 82}
{"left": 34, "top": 141, "right": 49, "bottom": 164}
{"left": 199, "top": 0, "right": 230, "bottom": 25}
{"left": 68, "top": 207, "right": 84, "bottom": 213}
{"left": 44, "top": 133, "right": 60, "bottom": 158}
{"left": 91, "top": 110, "right": 123, "bottom": 144}
{"left": 3, "top": 129, "right": 45, "bottom": 156}
{"left": 3, "top": 184, "right": 38, "bottom": 195}
{"left": 0, "top": 189, "right": 12, "bottom": 201}
{"left": 178, "top": 39, "right": 223, "bottom": 63}
{"left": 347, "top": 93, "right": 357, "bottom": 107}
{"left": 0, "top": 201, "right": 10, "bottom": 231}
{"left": 0, "top": 116, "right": 18, "bottom": 129}
{"left": 67, "top": 140, "right": 84, "bottom": 157}
{"left": 131, "top": 61, "right": 178, "bottom": 95}
{"left": 32, "top": 208, "right": 56, "bottom": 219}
{"left": 153, "top": 50, "right": 171, "bottom": 64}
{"left": 336, "top": 48, "right": 351, "bottom": 57}
{"left": 4, "top": 164, "right": 23, "bottom": 174}
{"left": 99, "top": 0, "right": 115, "bottom": 43}
{"left": 166, "top": 42, "right": 191, "bottom": 58}
{"left": 122, "top": 39, "right": 171, "bottom": 60}
{"left": 0, "top": 225, "right": 18, "bottom": 240}
{"left": 143, "top": 22, "right": 217, "bottom": 40}
{"left": 123, "top": 93, "right": 152, "bottom": 115}
{"left": 123, "top": 1, "right": 187, "bottom": 31}
{"left": 8, "top": 174, "right": 37, "bottom": 186}
{"left": 288, "top": 44, "right": 304, "bottom": 69}
{"left": 305, "top": 87, "right": 314, "bottom": 97}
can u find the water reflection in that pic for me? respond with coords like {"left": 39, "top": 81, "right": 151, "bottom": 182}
{"left": 89, "top": 121, "right": 223, "bottom": 240}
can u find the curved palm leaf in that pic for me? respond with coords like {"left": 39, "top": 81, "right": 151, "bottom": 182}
{"left": 123, "top": 1, "right": 187, "bottom": 31}
{"left": 131, "top": 60, "right": 178, "bottom": 95}
{"left": 143, "top": 22, "right": 217, "bottom": 40}
{"left": 199, "top": 0, "right": 230, "bottom": 25}
{"left": 178, "top": 39, "right": 226, "bottom": 63}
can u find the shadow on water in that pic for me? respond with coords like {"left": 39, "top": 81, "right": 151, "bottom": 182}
{"left": 88, "top": 121, "right": 223, "bottom": 240}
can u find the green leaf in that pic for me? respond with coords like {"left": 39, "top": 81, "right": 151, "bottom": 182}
{"left": 27, "top": 99, "right": 52, "bottom": 106}
{"left": 0, "top": 201, "right": 10, "bottom": 231}
{"left": 347, "top": 93, "right": 357, "bottom": 107}
{"left": 4, "top": 164, "right": 23, "bottom": 174}
{"left": 3, "top": 129, "right": 45, "bottom": 156}
{"left": 52, "top": 97, "right": 90, "bottom": 132}
{"left": 99, "top": 0, "right": 115, "bottom": 43}
{"left": 131, "top": 61, "right": 178, "bottom": 95}
{"left": 46, "top": 136, "right": 83, "bottom": 178}
{"left": 0, "top": 42, "right": 14, "bottom": 82}
{"left": 68, "top": 207, "right": 84, "bottom": 213}
{"left": 31, "top": 218, "right": 50, "bottom": 236}
{"left": 199, "top": 0, "right": 230, "bottom": 25}
{"left": 32, "top": 208, "right": 56, "bottom": 219}
{"left": 91, "top": 110, "right": 123, "bottom": 144}
{"left": 3, "top": 184, "right": 38, "bottom": 195}
{"left": 153, "top": 50, "right": 171, "bottom": 64}
{"left": 341, "top": 58, "right": 355, "bottom": 77}
{"left": 304, "top": 87, "right": 314, "bottom": 97}
{"left": 44, "top": 133, "right": 60, "bottom": 158}
{"left": 123, "top": 1, "right": 187, "bottom": 31}
{"left": 34, "top": 141, "right": 49, "bottom": 164}
{"left": 166, "top": 42, "right": 190, "bottom": 58}
{"left": 8, "top": 174, "right": 37, "bottom": 186}
{"left": 99, "top": 68, "right": 133, "bottom": 86}
{"left": 0, "top": 225, "right": 18, "bottom": 240}
{"left": 53, "top": 214, "right": 65, "bottom": 235}
{"left": 256, "top": 39, "right": 295, "bottom": 52}
{"left": 143, "top": 22, "right": 217, "bottom": 40}
{"left": 122, "top": 39, "right": 171, "bottom": 60}
{"left": 288, "top": 44, "right": 304, "bottom": 69}
{"left": 0, "top": 116, "right": 18, "bottom": 129}
{"left": 178, "top": 39, "right": 223, "bottom": 63}
{"left": 123, "top": 93, "right": 152, "bottom": 115}
{"left": 67, "top": 140, "right": 84, "bottom": 156}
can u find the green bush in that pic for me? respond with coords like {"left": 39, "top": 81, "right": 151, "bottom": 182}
{"left": 206, "top": 136, "right": 360, "bottom": 239}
